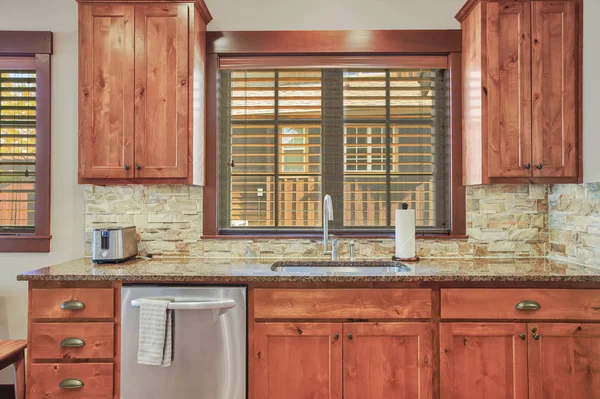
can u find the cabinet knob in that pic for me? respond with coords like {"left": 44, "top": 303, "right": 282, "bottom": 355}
{"left": 524, "top": 163, "right": 531, "bottom": 170}
{"left": 180, "top": 79, "right": 187, "bottom": 85}
{"left": 59, "top": 379, "right": 84, "bottom": 389}
{"left": 536, "top": 164, "right": 543, "bottom": 170}
{"left": 533, "top": 333, "right": 540, "bottom": 340}
{"left": 135, "top": 165, "right": 142, "bottom": 171}
{"left": 347, "top": 333, "right": 353, "bottom": 340}
{"left": 61, "top": 300, "right": 85, "bottom": 310}
{"left": 124, "top": 165, "right": 131, "bottom": 171}
{"left": 333, "top": 333, "right": 339, "bottom": 341}
{"left": 519, "top": 333, "right": 526, "bottom": 341}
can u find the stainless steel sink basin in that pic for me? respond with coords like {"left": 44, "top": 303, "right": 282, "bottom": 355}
{"left": 270, "top": 260, "right": 411, "bottom": 274}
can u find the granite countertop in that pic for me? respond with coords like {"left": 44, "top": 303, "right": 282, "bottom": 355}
{"left": 16, "top": 256, "right": 600, "bottom": 283}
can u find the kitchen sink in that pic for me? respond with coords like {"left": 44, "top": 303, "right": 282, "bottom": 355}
{"left": 270, "top": 260, "right": 411, "bottom": 274}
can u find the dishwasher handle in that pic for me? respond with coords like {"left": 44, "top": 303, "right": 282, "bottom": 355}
{"left": 131, "top": 298, "right": 236, "bottom": 311}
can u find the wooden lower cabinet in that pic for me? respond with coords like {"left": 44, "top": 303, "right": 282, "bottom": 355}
{"left": 252, "top": 322, "right": 433, "bottom": 399}
{"left": 528, "top": 323, "right": 600, "bottom": 398}
{"left": 344, "top": 323, "right": 433, "bottom": 399}
{"left": 440, "top": 323, "right": 529, "bottom": 399}
{"left": 253, "top": 323, "right": 343, "bottom": 399}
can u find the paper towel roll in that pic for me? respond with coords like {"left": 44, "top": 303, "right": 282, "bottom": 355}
{"left": 395, "top": 208, "right": 416, "bottom": 259}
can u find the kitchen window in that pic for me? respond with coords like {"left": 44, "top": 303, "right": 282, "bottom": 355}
{"left": 0, "top": 31, "right": 52, "bottom": 252}
{"left": 217, "top": 57, "right": 452, "bottom": 234}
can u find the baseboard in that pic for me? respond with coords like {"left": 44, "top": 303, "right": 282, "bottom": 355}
{"left": 0, "top": 384, "right": 15, "bottom": 399}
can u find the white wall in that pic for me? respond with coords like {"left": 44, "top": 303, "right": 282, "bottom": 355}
{"left": 204, "top": 0, "right": 464, "bottom": 30}
{"left": 583, "top": 0, "right": 599, "bottom": 183}
{"left": 0, "top": 0, "right": 83, "bottom": 384}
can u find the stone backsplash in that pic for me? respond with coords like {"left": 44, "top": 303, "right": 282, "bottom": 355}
{"left": 548, "top": 184, "right": 600, "bottom": 267}
{"left": 84, "top": 184, "right": 548, "bottom": 259}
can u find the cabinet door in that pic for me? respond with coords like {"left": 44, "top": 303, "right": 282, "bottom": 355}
{"left": 134, "top": 4, "right": 189, "bottom": 178}
{"left": 529, "top": 323, "right": 600, "bottom": 398}
{"left": 79, "top": 4, "right": 135, "bottom": 179}
{"left": 486, "top": 1, "right": 532, "bottom": 178}
{"left": 440, "top": 323, "right": 528, "bottom": 399}
{"left": 344, "top": 323, "right": 433, "bottom": 399}
{"left": 531, "top": 1, "right": 578, "bottom": 178}
{"left": 253, "top": 323, "right": 342, "bottom": 399}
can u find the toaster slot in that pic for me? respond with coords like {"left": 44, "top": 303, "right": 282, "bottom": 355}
{"left": 101, "top": 230, "right": 110, "bottom": 250}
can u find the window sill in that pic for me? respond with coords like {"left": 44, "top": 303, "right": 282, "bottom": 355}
{"left": 0, "top": 235, "right": 52, "bottom": 253}
{"left": 201, "top": 234, "right": 468, "bottom": 240}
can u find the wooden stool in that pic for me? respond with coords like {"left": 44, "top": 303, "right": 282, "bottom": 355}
{"left": 0, "top": 340, "right": 26, "bottom": 399}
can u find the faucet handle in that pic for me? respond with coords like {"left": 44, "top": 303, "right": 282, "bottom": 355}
{"left": 349, "top": 240, "right": 356, "bottom": 261}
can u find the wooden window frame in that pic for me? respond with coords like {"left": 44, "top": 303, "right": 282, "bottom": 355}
{"left": 203, "top": 30, "right": 465, "bottom": 238}
{"left": 0, "top": 31, "right": 52, "bottom": 252}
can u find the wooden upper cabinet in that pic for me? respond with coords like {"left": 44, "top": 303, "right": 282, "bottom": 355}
{"left": 528, "top": 323, "right": 600, "bottom": 399}
{"left": 134, "top": 4, "right": 189, "bottom": 178}
{"left": 78, "top": 4, "right": 135, "bottom": 179}
{"left": 344, "top": 323, "right": 433, "bottom": 399}
{"left": 77, "top": 0, "right": 212, "bottom": 184}
{"left": 440, "top": 323, "right": 529, "bottom": 399}
{"left": 457, "top": 0, "right": 581, "bottom": 184}
{"left": 253, "top": 323, "right": 342, "bottom": 399}
{"left": 486, "top": 1, "right": 531, "bottom": 178}
{"left": 531, "top": 1, "right": 578, "bottom": 178}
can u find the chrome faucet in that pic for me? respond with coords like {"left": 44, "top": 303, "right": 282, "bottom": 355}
{"left": 323, "top": 194, "right": 338, "bottom": 260}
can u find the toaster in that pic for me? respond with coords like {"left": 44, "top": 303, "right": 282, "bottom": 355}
{"left": 92, "top": 226, "right": 138, "bottom": 263}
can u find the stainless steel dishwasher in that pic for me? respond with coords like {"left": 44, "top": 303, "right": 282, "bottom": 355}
{"left": 121, "top": 285, "right": 247, "bottom": 399}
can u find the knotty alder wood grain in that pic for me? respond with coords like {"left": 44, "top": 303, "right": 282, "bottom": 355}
{"left": 30, "top": 323, "right": 115, "bottom": 361}
{"left": 531, "top": 0, "right": 578, "bottom": 178}
{"left": 461, "top": 1, "right": 485, "bottom": 185}
{"left": 441, "top": 288, "right": 600, "bottom": 320}
{"left": 254, "top": 289, "right": 432, "bottom": 320}
{"left": 343, "top": 323, "right": 433, "bottom": 399}
{"left": 29, "top": 363, "right": 114, "bottom": 399}
{"left": 134, "top": 3, "right": 189, "bottom": 179}
{"left": 30, "top": 288, "right": 115, "bottom": 320}
{"left": 487, "top": 0, "right": 532, "bottom": 178}
{"left": 528, "top": 323, "right": 600, "bottom": 398}
{"left": 78, "top": 4, "right": 135, "bottom": 179}
{"left": 457, "top": 0, "right": 581, "bottom": 184}
{"left": 253, "top": 323, "right": 342, "bottom": 399}
{"left": 440, "top": 323, "right": 528, "bottom": 399}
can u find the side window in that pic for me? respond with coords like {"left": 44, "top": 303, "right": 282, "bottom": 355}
{"left": 0, "top": 32, "right": 52, "bottom": 252}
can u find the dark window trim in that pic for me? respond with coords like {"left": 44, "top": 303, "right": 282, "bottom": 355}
{"left": 0, "top": 31, "right": 52, "bottom": 253}
{"left": 203, "top": 30, "right": 465, "bottom": 238}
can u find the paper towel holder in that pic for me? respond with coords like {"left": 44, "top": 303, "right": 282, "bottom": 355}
{"left": 393, "top": 202, "right": 420, "bottom": 262}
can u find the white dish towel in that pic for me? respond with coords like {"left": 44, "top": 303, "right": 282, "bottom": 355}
{"left": 137, "top": 298, "right": 173, "bottom": 367}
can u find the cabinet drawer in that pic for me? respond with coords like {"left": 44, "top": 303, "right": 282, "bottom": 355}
{"left": 31, "top": 288, "right": 114, "bottom": 320}
{"left": 29, "top": 363, "right": 113, "bottom": 398}
{"left": 441, "top": 289, "right": 600, "bottom": 320}
{"left": 30, "top": 323, "right": 114, "bottom": 360}
{"left": 255, "top": 289, "right": 431, "bottom": 320}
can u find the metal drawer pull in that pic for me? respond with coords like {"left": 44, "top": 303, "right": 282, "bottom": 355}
{"left": 61, "top": 300, "right": 85, "bottom": 310}
{"left": 516, "top": 300, "right": 541, "bottom": 310}
{"left": 60, "top": 338, "right": 85, "bottom": 348}
{"left": 59, "top": 379, "right": 84, "bottom": 389}
{"left": 131, "top": 298, "right": 236, "bottom": 311}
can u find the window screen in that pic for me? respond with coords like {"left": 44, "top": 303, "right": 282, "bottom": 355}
{"left": 0, "top": 69, "right": 36, "bottom": 233}
{"left": 219, "top": 66, "right": 449, "bottom": 234}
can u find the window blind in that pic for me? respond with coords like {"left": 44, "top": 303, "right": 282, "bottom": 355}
{"left": 0, "top": 69, "right": 36, "bottom": 233}
{"left": 219, "top": 65, "right": 450, "bottom": 234}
